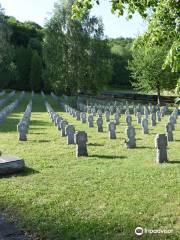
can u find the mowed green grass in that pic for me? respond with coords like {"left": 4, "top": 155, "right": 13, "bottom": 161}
{"left": 0, "top": 93, "right": 179, "bottom": 240}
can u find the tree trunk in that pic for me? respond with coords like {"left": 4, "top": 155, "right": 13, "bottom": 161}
{"left": 157, "top": 82, "right": 161, "bottom": 105}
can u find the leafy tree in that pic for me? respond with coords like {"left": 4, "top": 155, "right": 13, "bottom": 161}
{"left": 128, "top": 37, "right": 178, "bottom": 104}
{"left": 0, "top": 6, "right": 44, "bottom": 91}
{"left": 0, "top": 5, "right": 15, "bottom": 88}
{"left": 108, "top": 38, "right": 133, "bottom": 88}
{"left": 72, "top": 0, "right": 180, "bottom": 72}
{"left": 43, "top": 0, "right": 111, "bottom": 95}
{"left": 6, "top": 16, "right": 43, "bottom": 49}
{"left": 30, "top": 50, "right": 43, "bottom": 92}
{"left": 14, "top": 46, "right": 32, "bottom": 90}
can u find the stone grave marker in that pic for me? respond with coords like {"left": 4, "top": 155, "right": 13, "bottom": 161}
{"left": 156, "top": 110, "right": 161, "bottom": 122}
{"left": 74, "top": 131, "right": 88, "bottom": 157}
{"left": 125, "top": 126, "right": 136, "bottom": 148}
{"left": 81, "top": 112, "right": 87, "bottom": 123}
{"left": 155, "top": 134, "right": 168, "bottom": 163}
{"left": 17, "top": 123, "right": 27, "bottom": 141}
{"left": 114, "top": 112, "right": 120, "bottom": 125}
{"left": 60, "top": 120, "right": 68, "bottom": 137}
{"left": 96, "top": 117, "right": 103, "bottom": 132}
{"left": 76, "top": 111, "right": 81, "bottom": 121}
{"left": 136, "top": 112, "right": 142, "bottom": 124}
{"left": 126, "top": 115, "right": 132, "bottom": 127}
{"left": 88, "top": 115, "right": 94, "bottom": 128}
{"left": 105, "top": 111, "right": 110, "bottom": 122}
{"left": 108, "top": 122, "right": 116, "bottom": 139}
{"left": 65, "top": 125, "right": 75, "bottom": 144}
{"left": 165, "top": 122, "right": 173, "bottom": 142}
{"left": 151, "top": 112, "right": 156, "bottom": 127}
{"left": 0, "top": 155, "right": 25, "bottom": 174}
{"left": 141, "top": 118, "right": 149, "bottom": 134}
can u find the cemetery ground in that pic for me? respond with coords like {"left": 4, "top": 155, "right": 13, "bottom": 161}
{"left": 0, "top": 93, "right": 180, "bottom": 240}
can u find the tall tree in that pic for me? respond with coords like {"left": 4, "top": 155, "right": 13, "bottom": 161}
{"left": 128, "top": 37, "right": 178, "bottom": 104}
{"left": 43, "top": 0, "right": 111, "bottom": 95}
{"left": 0, "top": 5, "right": 15, "bottom": 88}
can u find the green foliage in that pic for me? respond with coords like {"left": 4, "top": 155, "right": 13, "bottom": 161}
{"left": 108, "top": 38, "right": 133, "bottom": 88}
{"left": 14, "top": 46, "right": 32, "bottom": 90}
{"left": 6, "top": 16, "right": 43, "bottom": 49}
{"left": 0, "top": 6, "right": 44, "bottom": 91}
{"left": 0, "top": 5, "right": 15, "bottom": 88}
{"left": 72, "top": 0, "right": 180, "bottom": 72}
{"left": 30, "top": 50, "right": 43, "bottom": 92}
{"left": 43, "top": 0, "right": 112, "bottom": 95}
{"left": 128, "top": 37, "right": 178, "bottom": 103}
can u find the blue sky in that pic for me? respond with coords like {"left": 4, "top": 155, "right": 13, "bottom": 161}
{"left": 0, "top": 0, "right": 148, "bottom": 38}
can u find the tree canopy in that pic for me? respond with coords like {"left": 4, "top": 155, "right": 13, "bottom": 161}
{"left": 72, "top": 0, "right": 180, "bottom": 72}
{"left": 108, "top": 38, "right": 133, "bottom": 88}
{"left": 43, "top": 0, "right": 112, "bottom": 95}
{"left": 0, "top": 4, "right": 44, "bottom": 91}
{"left": 128, "top": 36, "right": 179, "bottom": 104}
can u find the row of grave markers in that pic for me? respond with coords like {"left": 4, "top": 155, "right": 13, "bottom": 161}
{"left": 44, "top": 98, "right": 88, "bottom": 157}
{"left": 62, "top": 101, "right": 139, "bottom": 148}
{"left": 51, "top": 92, "right": 179, "bottom": 163}
{"left": 0, "top": 91, "right": 16, "bottom": 109}
{"left": 0, "top": 92, "right": 24, "bottom": 123}
{"left": 61, "top": 101, "right": 171, "bottom": 146}
{"left": 78, "top": 98, "right": 169, "bottom": 115}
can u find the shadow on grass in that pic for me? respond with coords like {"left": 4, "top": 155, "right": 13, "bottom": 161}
{"left": 88, "top": 143, "right": 104, "bottom": 146}
{"left": 0, "top": 119, "right": 49, "bottom": 133}
{"left": 29, "top": 139, "right": 51, "bottom": 143}
{"left": 30, "top": 132, "right": 46, "bottom": 135}
{"left": 0, "top": 167, "right": 39, "bottom": 179}
{"left": 168, "top": 160, "right": 180, "bottom": 164}
{"left": 0, "top": 118, "right": 20, "bottom": 132}
{"left": 90, "top": 154, "right": 126, "bottom": 159}
{"left": 30, "top": 120, "right": 51, "bottom": 126}
{"left": 30, "top": 127, "right": 47, "bottom": 130}
{"left": 0, "top": 208, "right": 152, "bottom": 240}
{"left": 38, "top": 140, "right": 51, "bottom": 143}
{"left": 136, "top": 146, "right": 154, "bottom": 149}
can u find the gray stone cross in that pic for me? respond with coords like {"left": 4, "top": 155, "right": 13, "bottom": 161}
{"left": 151, "top": 112, "right": 156, "bottom": 127}
{"left": 74, "top": 131, "right": 88, "bottom": 157}
{"left": 108, "top": 122, "right": 116, "bottom": 139}
{"left": 65, "top": 125, "right": 75, "bottom": 144}
{"left": 81, "top": 112, "right": 87, "bottom": 123}
{"left": 96, "top": 117, "right": 103, "bottom": 132}
{"left": 60, "top": 120, "right": 68, "bottom": 137}
{"left": 155, "top": 134, "right": 168, "bottom": 163}
{"left": 141, "top": 118, "right": 148, "bottom": 134}
{"left": 125, "top": 126, "right": 136, "bottom": 148}
{"left": 126, "top": 115, "right": 132, "bottom": 127}
{"left": 165, "top": 122, "right": 173, "bottom": 142}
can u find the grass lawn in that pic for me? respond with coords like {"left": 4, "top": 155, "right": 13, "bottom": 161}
{"left": 0, "top": 93, "right": 179, "bottom": 240}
